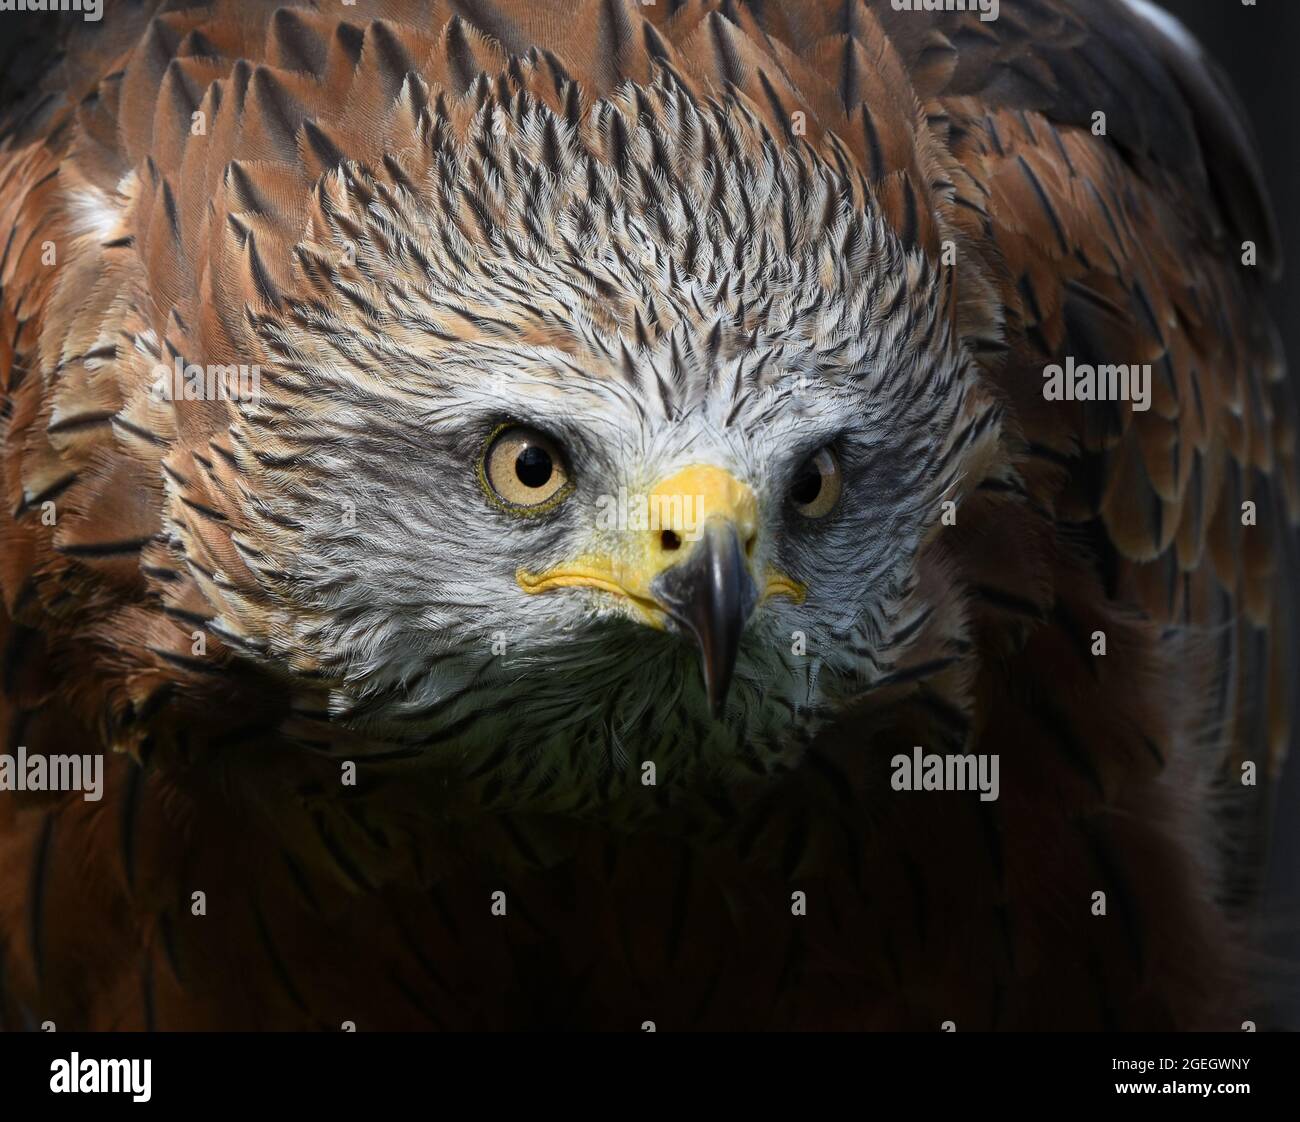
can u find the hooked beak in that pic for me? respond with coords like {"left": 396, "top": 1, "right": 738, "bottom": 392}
{"left": 516, "top": 464, "right": 804, "bottom": 719}
{"left": 650, "top": 518, "right": 760, "bottom": 716}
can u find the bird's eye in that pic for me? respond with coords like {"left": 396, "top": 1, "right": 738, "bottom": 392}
{"left": 482, "top": 425, "right": 572, "bottom": 511}
{"left": 790, "top": 447, "right": 841, "bottom": 518}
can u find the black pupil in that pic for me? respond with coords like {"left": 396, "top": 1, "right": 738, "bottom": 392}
{"left": 791, "top": 462, "right": 823, "bottom": 506}
{"left": 515, "top": 444, "right": 553, "bottom": 488}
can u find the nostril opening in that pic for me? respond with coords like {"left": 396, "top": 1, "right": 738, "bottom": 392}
{"left": 744, "top": 534, "right": 757, "bottom": 558}
{"left": 661, "top": 530, "right": 683, "bottom": 552}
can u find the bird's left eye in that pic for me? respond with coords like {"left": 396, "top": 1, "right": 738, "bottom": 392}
{"left": 482, "top": 425, "right": 572, "bottom": 511}
{"left": 790, "top": 447, "right": 841, "bottom": 518}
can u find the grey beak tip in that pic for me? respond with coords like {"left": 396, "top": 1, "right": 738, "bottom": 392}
{"left": 650, "top": 520, "right": 758, "bottom": 719}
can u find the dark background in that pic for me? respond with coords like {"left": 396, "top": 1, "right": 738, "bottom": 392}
{"left": 1160, "top": 0, "right": 1300, "bottom": 1028}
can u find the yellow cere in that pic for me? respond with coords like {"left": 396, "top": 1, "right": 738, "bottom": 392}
{"left": 517, "top": 463, "right": 805, "bottom": 619}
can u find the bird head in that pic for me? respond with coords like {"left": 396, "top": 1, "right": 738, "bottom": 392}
{"left": 208, "top": 76, "right": 998, "bottom": 811}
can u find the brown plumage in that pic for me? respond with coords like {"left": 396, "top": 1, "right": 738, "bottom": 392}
{"left": 0, "top": 0, "right": 1294, "bottom": 1030}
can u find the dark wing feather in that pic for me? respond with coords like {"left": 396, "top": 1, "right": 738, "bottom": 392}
{"left": 893, "top": 0, "right": 1296, "bottom": 904}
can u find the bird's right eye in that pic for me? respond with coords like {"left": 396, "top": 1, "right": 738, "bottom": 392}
{"left": 481, "top": 425, "right": 572, "bottom": 511}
